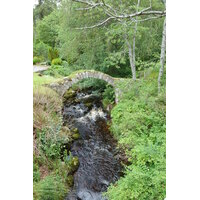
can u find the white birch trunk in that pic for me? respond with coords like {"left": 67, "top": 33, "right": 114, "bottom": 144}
{"left": 126, "top": 0, "right": 140, "bottom": 80}
{"left": 127, "top": 39, "right": 136, "bottom": 80}
{"left": 158, "top": 18, "right": 166, "bottom": 93}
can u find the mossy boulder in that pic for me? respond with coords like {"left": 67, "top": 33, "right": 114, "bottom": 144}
{"left": 68, "top": 156, "right": 79, "bottom": 175}
{"left": 72, "top": 133, "right": 80, "bottom": 140}
{"left": 71, "top": 128, "right": 79, "bottom": 134}
{"left": 71, "top": 128, "right": 80, "bottom": 140}
{"left": 84, "top": 102, "right": 93, "bottom": 109}
{"left": 66, "top": 175, "right": 74, "bottom": 187}
{"left": 63, "top": 89, "right": 76, "bottom": 103}
{"left": 71, "top": 157, "right": 79, "bottom": 170}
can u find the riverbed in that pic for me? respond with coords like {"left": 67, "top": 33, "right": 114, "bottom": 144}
{"left": 63, "top": 90, "right": 122, "bottom": 200}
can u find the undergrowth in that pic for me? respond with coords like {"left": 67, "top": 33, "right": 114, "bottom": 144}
{"left": 105, "top": 69, "right": 166, "bottom": 200}
{"left": 33, "top": 73, "right": 79, "bottom": 200}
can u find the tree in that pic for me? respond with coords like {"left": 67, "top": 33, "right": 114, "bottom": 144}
{"left": 72, "top": 0, "right": 166, "bottom": 80}
{"left": 33, "top": 0, "right": 58, "bottom": 23}
{"left": 124, "top": 0, "right": 141, "bottom": 80}
{"left": 158, "top": 0, "right": 166, "bottom": 92}
{"left": 33, "top": 0, "right": 59, "bottom": 57}
{"left": 36, "top": 10, "right": 60, "bottom": 48}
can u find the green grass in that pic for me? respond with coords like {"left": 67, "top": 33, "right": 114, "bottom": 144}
{"left": 33, "top": 73, "right": 61, "bottom": 87}
{"left": 33, "top": 73, "right": 82, "bottom": 200}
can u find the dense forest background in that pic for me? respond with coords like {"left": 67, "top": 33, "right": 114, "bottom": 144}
{"left": 33, "top": 0, "right": 165, "bottom": 83}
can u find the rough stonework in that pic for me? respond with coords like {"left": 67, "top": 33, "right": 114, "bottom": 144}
{"left": 48, "top": 70, "right": 121, "bottom": 103}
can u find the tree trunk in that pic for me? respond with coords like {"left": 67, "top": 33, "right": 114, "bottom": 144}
{"left": 126, "top": 0, "right": 140, "bottom": 80}
{"left": 158, "top": 18, "right": 166, "bottom": 93}
{"left": 127, "top": 40, "right": 136, "bottom": 80}
{"left": 131, "top": 17, "right": 138, "bottom": 80}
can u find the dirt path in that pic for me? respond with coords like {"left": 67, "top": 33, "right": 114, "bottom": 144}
{"left": 33, "top": 65, "right": 49, "bottom": 73}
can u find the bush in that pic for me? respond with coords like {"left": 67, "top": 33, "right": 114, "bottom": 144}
{"left": 48, "top": 48, "right": 59, "bottom": 61}
{"left": 34, "top": 175, "right": 67, "bottom": 200}
{"left": 105, "top": 70, "right": 166, "bottom": 200}
{"left": 102, "top": 85, "right": 115, "bottom": 108}
{"left": 61, "top": 60, "right": 69, "bottom": 67}
{"left": 33, "top": 57, "right": 41, "bottom": 65}
{"left": 77, "top": 78, "right": 107, "bottom": 92}
{"left": 51, "top": 58, "right": 62, "bottom": 65}
{"left": 43, "top": 65, "right": 73, "bottom": 77}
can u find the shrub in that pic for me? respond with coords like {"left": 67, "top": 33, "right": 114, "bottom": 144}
{"left": 102, "top": 85, "right": 115, "bottom": 108}
{"left": 33, "top": 57, "right": 41, "bottom": 65}
{"left": 62, "top": 60, "right": 69, "bottom": 67}
{"left": 34, "top": 175, "right": 67, "bottom": 200}
{"left": 105, "top": 70, "right": 166, "bottom": 200}
{"left": 48, "top": 48, "right": 59, "bottom": 61}
{"left": 51, "top": 58, "right": 62, "bottom": 66}
{"left": 77, "top": 78, "right": 107, "bottom": 92}
{"left": 43, "top": 65, "right": 73, "bottom": 77}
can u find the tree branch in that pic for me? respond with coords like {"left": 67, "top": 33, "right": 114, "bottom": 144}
{"left": 75, "top": 16, "right": 115, "bottom": 29}
{"left": 73, "top": 0, "right": 166, "bottom": 29}
{"left": 137, "top": 15, "right": 164, "bottom": 22}
{"left": 75, "top": 4, "right": 101, "bottom": 11}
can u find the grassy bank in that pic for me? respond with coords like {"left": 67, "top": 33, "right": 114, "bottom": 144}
{"left": 105, "top": 69, "right": 166, "bottom": 200}
{"left": 33, "top": 73, "right": 79, "bottom": 200}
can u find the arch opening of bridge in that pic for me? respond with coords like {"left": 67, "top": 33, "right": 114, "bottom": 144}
{"left": 48, "top": 70, "right": 121, "bottom": 103}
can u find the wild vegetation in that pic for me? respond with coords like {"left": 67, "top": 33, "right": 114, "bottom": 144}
{"left": 33, "top": 74, "right": 80, "bottom": 199}
{"left": 33, "top": 0, "right": 166, "bottom": 199}
{"left": 106, "top": 68, "right": 166, "bottom": 199}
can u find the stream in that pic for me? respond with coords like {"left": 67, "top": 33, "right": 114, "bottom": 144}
{"left": 63, "top": 90, "right": 122, "bottom": 200}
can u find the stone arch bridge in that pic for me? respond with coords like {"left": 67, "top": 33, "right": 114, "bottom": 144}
{"left": 48, "top": 70, "right": 123, "bottom": 103}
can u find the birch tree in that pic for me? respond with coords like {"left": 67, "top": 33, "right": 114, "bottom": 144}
{"left": 72, "top": 0, "right": 166, "bottom": 80}
{"left": 125, "top": 0, "right": 141, "bottom": 80}
{"left": 158, "top": 0, "right": 166, "bottom": 92}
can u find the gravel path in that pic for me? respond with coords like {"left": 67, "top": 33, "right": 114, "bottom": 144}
{"left": 33, "top": 65, "right": 49, "bottom": 73}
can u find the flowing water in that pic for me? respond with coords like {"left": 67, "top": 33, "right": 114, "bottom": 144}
{"left": 63, "top": 91, "right": 122, "bottom": 200}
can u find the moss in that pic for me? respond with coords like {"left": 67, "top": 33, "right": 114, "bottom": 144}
{"left": 68, "top": 156, "right": 79, "bottom": 175}
{"left": 72, "top": 133, "right": 80, "bottom": 140}
{"left": 84, "top": 102, "right": 93, "bottom": 109}
{"left": 71, "top": 128, "right": 79, "bottom": 134}
{"left": 66, "top": 175, "right": 74, "bottom": 187}
{"left": 63, "top": 89, "right": 76, "bottom": 102}
{"left": 71, "top": 157, "right": 79, "bottom": 170}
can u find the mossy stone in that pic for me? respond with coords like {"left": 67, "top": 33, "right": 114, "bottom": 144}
{"left": 72, "top": 133, "right": 80, "bottom": 140}
{"left": 72, "top": 157, "right": 79, "bottom": 169}
{"left": 63, "top": 89, "right": 76, "bottom": 101}
{"left": 66, "top": 175, "right": 74, "bottom": 187}
{"left": 84, "top": 102, "right": 93, "bottom": 109}
{"left": 71, "top": 128, "right": 79, "bottom": 134}
{"left": 68, "top": 156, "right": 79, "bottom": 175}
